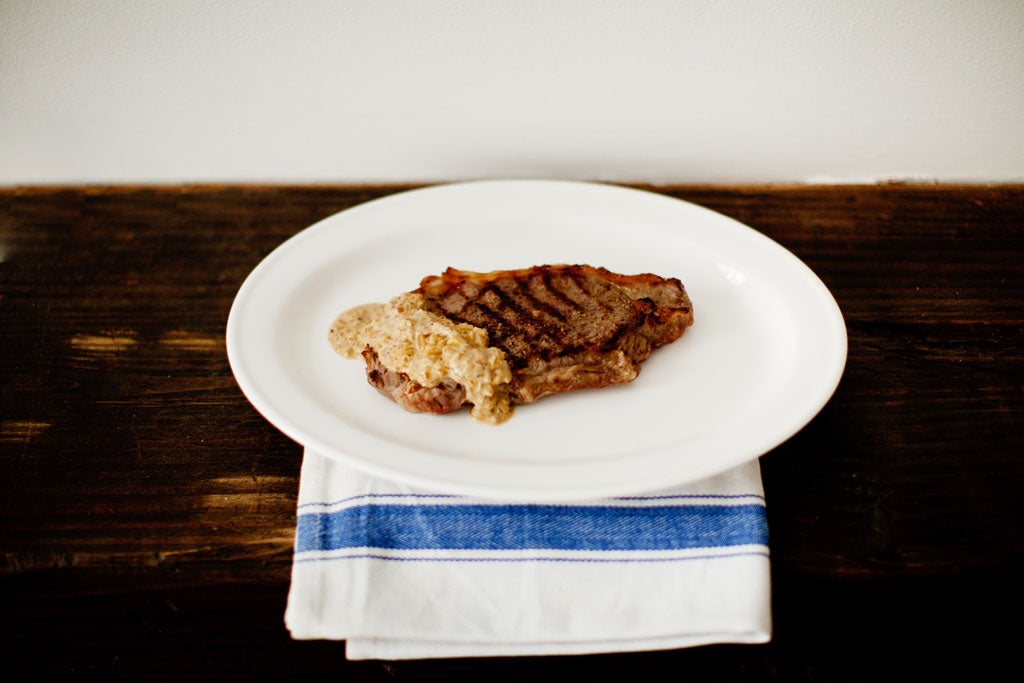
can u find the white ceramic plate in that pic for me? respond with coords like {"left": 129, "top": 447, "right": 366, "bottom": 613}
{"left": 227, "top": 180, "right": 846, "bottom": 500}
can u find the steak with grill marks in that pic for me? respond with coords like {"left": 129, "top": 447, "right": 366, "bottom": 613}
{"left": 363, "top": 264, "right": 693, "bottom": 413}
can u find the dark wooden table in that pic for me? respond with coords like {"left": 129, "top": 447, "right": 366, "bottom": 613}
{"left": 1, "top": 184, "right": 1021, "bottom": 680}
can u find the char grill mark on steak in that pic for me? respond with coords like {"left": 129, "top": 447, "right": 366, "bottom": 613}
{"left": 436, "top": 283, "right": 550, "bottom": 365}
{"left": 418, "top": 266, "right": 676, "bottom": 369}
{"left": 432, "top": 271, "right": 638, "bottom": 367}
{"left": 548, "top": 272, "right": 601, "bottom": 314}
{"left": 498, "top": 277, "right": 568, "bottom": 324}
{"left": 565, "top": 270, "right": 618, "bottom": 313}
{"left": 476, "top": 287, "right": 549, "bottom": 363}
{"left": 488, "top": 281, "right": 565, "bottom": 358}
{"left": 548, "top": 271, "right": 641, "bottom": 349}
{"left": 479, "top": 287, "right": 540, "bottom": 338}
{"left": 494, "top": 279, "right": 565, "bottom": 329}
{"left": 533, "top": 271, "right": 577, "bottom": 318}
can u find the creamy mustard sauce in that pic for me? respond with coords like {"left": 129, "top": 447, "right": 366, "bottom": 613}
{"left": 328, "top": 292, "right": 513, "bottom": 424}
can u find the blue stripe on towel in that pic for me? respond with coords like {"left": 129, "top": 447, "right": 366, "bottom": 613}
{"left": 295, "top": 503, "right": 768, "bottom": 553}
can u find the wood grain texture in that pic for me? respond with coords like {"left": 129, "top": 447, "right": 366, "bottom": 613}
{"left": 1, "top": 184, "right": 1021, "bottom": 680}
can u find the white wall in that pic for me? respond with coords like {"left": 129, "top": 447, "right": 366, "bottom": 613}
{"left": 2, "top": 0, "right": 1022, "bottom": 185}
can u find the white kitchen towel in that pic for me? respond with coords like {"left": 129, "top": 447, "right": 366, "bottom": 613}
{"left": 285, "top": 449, "right": 772, "bottom": 660}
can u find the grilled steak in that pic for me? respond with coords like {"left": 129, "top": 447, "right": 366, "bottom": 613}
{"left": 363, "top": 264, "right": 692, "bottom": 413}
